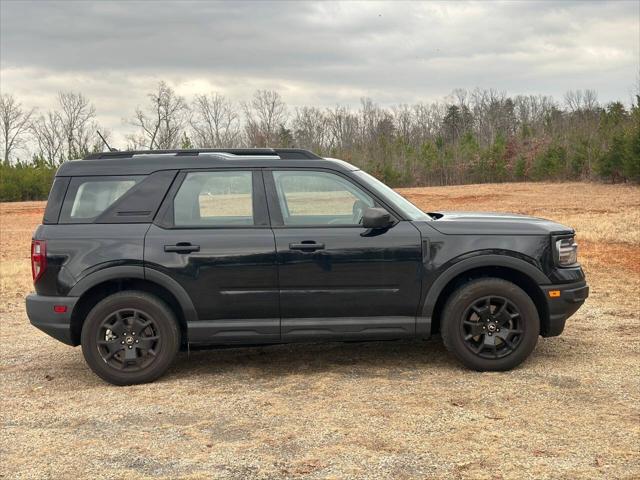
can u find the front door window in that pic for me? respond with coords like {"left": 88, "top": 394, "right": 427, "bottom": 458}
{"left": 272, "top": 171, "right": 374, "bottom": 226}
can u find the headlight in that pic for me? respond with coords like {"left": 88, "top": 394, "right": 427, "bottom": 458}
{"left": 556, "top": 236, "right": 578, "bottom": 266}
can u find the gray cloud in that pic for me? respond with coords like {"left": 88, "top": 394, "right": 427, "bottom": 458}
{"left": 1, "top": 0, "right": 638, "bottom": 141}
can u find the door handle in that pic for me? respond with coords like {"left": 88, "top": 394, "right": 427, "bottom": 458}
{"left": 164, "top": 243, "right": 200, "bottom": 253}
{"left": 289, "top": 241, "right": 325, "bottom": 252}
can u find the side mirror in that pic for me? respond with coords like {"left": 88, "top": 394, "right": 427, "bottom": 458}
{"left": 362, "top": 207, "right": 392, "bottom": 229}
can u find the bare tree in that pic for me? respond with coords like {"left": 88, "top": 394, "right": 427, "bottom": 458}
{"left": 291, "top": 106, "right": 328, "bottom": 152}
{"left": 31, "top": 111, "right": 65, "bottom": 166}
{"left": 326, "top": 105, "right": 359, "bottom": 151}
{"left": 243, "top": 90, "right": 287, "bottom": 147}
{"left": 358, "top": 97, "right": 386, "bottom": 145}
{"left": 130, "top": 82, "right": 187, "bottom": 149}
{"left": 0, "top": 94, "right": 35, "bottom": 163}
{"left": 189, "top": 93, "right": 240, "bottom": 147}
{"left": 392, "top": 104, "right": 414, "bottom": 142}
{"left": 412, "top": 102, "right": 445, "bottom": 144}
{"left": 57, "top": 92, "right": 97, "bottom": 159}
{"left": 564, "top": 89, "right": 599, "bottom": 113}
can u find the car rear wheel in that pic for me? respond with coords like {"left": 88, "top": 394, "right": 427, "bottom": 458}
{"left": 81, "top": 291, "right": 180, "bottom": 385}
{"left": 441, "top": 278, "right": 540, "bottom": 371}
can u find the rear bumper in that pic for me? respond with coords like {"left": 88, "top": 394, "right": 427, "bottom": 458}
{"left": 540, "top": 281, "right": 589, "bottom": 337}
{"left": 25, "top": 294, "right": 78, "bottom": 346}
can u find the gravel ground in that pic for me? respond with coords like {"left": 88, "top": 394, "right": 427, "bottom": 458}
{"left": 1, "top": 183, "right": 639, "bottom": 479}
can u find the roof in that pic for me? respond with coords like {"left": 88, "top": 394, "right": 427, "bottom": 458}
{"left": 56, "top": 148, "right": 358, "bottom": 176}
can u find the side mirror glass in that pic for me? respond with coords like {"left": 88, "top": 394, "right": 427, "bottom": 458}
{"left": 362, "top": 207, "right": 392, "bottom": 229}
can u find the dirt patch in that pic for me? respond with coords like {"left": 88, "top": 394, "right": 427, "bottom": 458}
{"left": 1, "top": 182, "right": 639, "bottom": 479}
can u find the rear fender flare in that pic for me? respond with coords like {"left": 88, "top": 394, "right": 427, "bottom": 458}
{"left": 68, "top": 265, "right": 197, "bottom": 323}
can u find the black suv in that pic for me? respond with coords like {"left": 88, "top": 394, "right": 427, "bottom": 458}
{"left": 26, "top": 148, "right": 588, "bottom": 385}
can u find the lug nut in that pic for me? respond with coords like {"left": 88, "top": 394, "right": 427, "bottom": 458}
{"left": 128, "top": 346, "right": 132, "bottom": 349}
{"left": 135, "top": 340, "right": 139, "bottom": 343}
{"left": 121, "top": 341, "right": 125, "bottom": 344}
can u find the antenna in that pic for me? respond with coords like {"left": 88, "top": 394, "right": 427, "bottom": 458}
{"left": 96, "top": 130, "right": 117, "bottom": 152}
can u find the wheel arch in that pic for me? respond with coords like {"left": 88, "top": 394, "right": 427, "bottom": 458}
{"left": 68, "top": 266, "right": 196, "bottom": 346}
{"left": 422, "top": 254, "right": 550, "bottom": 336}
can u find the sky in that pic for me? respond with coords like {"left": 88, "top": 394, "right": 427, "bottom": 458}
{"left": 1, "top": 0, "right": 638, "bottom": 142}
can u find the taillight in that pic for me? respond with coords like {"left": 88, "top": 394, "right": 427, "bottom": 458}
{"left": 31, "top": 240, "right": 47, "bottom": 283}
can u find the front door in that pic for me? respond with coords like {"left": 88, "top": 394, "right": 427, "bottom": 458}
{"left": 264, "top": 169, "right": 423, "bottom": 341}
{"left": 145, "top": 169, "right": 279, "bottom": 344}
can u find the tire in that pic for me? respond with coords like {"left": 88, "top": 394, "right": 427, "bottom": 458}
{"left": 81, "top": 291, "right": 180, "bottom": 385}
{"left": 441, "top": 278, "right": 540, "bottom": 371}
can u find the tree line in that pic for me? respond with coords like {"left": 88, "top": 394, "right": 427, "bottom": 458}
{"left": 1, "top": 83, "right": 638, "bottom": 201}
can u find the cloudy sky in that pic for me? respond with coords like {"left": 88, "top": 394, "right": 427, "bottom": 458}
{"left": 1, "top": 0, "right": 638, "bottom": 141}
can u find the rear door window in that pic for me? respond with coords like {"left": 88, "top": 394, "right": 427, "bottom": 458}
{"left": 173, "top": 171, "right": 254, "bottom": 227}
{"left": 60, "top": 176, "right": 143, "bottom": 223}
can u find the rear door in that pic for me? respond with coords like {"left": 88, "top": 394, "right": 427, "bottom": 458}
{"left": 145, "top": 169, "right": 280, "bottom": 344}
{"left": 265, "top": 168, "right": 423, "bottom": 341}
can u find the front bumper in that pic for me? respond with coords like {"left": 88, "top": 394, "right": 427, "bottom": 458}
{"left": 540, "top": 280, "right": 589, "bottom": 337}
{"left": 26, "top": 294, "right": 78, "bottom": 346}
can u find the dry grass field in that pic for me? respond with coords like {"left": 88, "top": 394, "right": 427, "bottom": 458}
{"left": 1, "top": 182, "right": 639, "bottom": 479}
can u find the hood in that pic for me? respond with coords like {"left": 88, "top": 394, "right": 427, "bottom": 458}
{"left": 427, "top": 211, "right": 574, "bottom": 236}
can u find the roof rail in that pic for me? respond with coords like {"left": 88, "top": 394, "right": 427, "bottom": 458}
{"left": 83, "top": 148, "right": 322, "bottom": 160}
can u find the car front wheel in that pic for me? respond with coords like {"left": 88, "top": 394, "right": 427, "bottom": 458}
{"left": 441, "top": 278, "right": 540, "bottom": 371}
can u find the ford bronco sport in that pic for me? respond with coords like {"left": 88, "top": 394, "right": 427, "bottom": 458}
{"left": 26, "top": 148, "right": 589, "bottom": 385}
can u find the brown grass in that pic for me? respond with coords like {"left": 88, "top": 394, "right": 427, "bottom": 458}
{"left": 1, "top": 182, "right": 639, "bottom": 479}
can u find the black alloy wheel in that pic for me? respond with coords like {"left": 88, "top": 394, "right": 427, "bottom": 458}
{"left": 441, "top": 278, "right": 540, "bottom": 371}
{"left": 461, "top": 295, "right": 525, "bottom": 359}
{"left": 96, "top": 308, "right": 161, "bottom": 372}
{"left": 81, "top": 291, "right": 180, "bottom": 385}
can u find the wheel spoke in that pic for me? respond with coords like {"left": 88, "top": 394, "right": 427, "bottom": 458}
{"left": 463, "top": 320, "right": 484, "bottom": 337}
{"left": 123, "top": 345, "right": 138, "bottom": 362}
{"left": 130, "top": 312, "right": 152, "bottom": 334}
{"left": 483, "top": 333, "right": 497, "bottom": 347}
{"left": 136, "top": 336, "right": 159, "bottom": 350}
{"left": 136, "top": 321, "right": 153, "bottom": 334}
{"left": 110, "top": 312, "right": 127, "bottom": 336}
{"left": 494, "top": 307, "right": 512, "bottom": 327}
{"left": 99, "top": 338, "right": 123, "bottom": 353}
{"left": 495, "top": 328, "right": 511, "bottom": 340}
{"left": 102, "top": 343, "right": 124, "bottom": 361}
{"left": 472, "top": 305, "right": 491, "bottom": 322}
{"left": 501, "top": 336, "right": 516, "bottom": 350}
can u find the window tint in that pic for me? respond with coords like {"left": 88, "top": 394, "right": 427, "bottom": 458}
{"left": 273, "top": 171, "right": 374, "bottom": 226}
{"left": 174, "top": 171, "right": 253, "bottom": 227}
{"left": 62, "top": 177, "right": 142, "bottom": 222}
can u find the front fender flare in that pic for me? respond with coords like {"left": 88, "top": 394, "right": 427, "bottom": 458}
{"left": 417, "top": 253, "right": 550, "bottom": 335}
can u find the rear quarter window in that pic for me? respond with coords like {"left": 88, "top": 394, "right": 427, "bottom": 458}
{"left": 43, "top": 177, "right": 71, "bottom": 224}
{"left": 59, "top": 176, "right": 143, "bottom": 223}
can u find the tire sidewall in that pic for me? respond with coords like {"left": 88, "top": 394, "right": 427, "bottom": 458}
{"left": 442, "top": 279, "right": 540, "bottom": 371}
{"left": 81, "top": 291, "right": 180, "bottom": 385}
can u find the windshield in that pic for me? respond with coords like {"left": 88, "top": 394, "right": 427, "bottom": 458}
{"left": 353, "top": 170, "right": 431, "bottom": 221}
